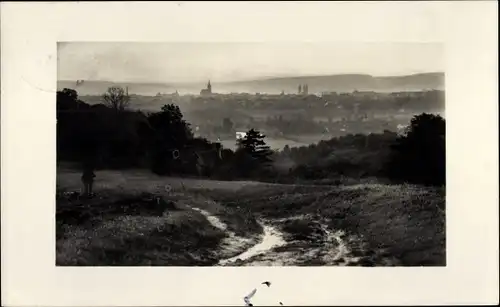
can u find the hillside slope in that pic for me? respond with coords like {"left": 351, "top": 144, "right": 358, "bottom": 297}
{"left": 57, "top": 168, "right": 446, "bottom": 266}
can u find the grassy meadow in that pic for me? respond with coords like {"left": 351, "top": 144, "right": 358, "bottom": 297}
{"left": 56, "top": 167, "right": 445, "bottom": 266}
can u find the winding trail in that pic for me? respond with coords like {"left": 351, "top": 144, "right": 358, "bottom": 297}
{"left": 191, "top": 207, "right": 363, "bottom": 266}
{"left": 191, "top": 207, "right": 286, "bottom": 265}
{"left": 219, "top": 225, "right": 287, "bottom": 266}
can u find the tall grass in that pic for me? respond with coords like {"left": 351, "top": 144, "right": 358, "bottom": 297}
{"left": 56, "top": 190, "right": 226, "bottom": 266}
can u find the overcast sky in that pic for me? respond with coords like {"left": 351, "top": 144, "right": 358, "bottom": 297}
{"left": 58, "top": 42, "right": 443, "bottom": 83}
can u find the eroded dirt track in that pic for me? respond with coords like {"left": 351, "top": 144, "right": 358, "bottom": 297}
{"left": 191, "top": 207, "right": 370, "bottom": 266}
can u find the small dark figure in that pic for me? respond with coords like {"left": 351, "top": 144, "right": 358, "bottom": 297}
{"left": 81, "top": 164, "right": 96, "bottom": 197}
{"left": 262, "top": 281, "right": 271, "bottom": 287}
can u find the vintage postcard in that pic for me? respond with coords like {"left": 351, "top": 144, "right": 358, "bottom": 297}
{"left": 2, "top": 2, "right": 498, "bottom": 306}
{"left": 56, "top": 41, "right": 446, "bottom": 269}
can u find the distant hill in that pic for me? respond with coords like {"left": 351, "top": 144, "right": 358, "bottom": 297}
{"left": 58, "top": 72, "right": 444, "bottom": 96}
{"left": 221, "top": 72, "right": 445, "bottom": 94}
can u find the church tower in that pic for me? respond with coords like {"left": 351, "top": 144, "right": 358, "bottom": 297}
{"left": 207, "top": 80, "right": 212, "bottom": 93}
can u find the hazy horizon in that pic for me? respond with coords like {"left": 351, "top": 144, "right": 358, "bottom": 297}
{"left": 58, "top": 71, "right": 444, "bottom": 85}
{"left": 58, "top": 42, "right": 444, "bottom": 83}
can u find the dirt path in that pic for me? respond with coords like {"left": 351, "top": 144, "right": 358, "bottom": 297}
{"left": 190, "top": 206, "right": 363, "bottom": 266}
{"left": 219, "top": 224, "right": 287, "bottom": 266}
{"left": 190, "top": 207, "right": 286, "bottom": 265}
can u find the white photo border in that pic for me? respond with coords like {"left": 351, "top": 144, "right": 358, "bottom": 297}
{"left": 1, "top": 2, "right": 498, "bottom": 306}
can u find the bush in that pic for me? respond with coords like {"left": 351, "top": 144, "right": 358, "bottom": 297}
{"left": 385, "top": 113, "right": 445, "bottom": 186}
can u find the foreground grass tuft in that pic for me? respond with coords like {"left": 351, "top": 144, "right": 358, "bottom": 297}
{"left": 56, "top": 190, "right": 226, "bottom": 266}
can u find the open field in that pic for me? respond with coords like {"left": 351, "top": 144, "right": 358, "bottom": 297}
{"left": 57, "top": 168, "right": 445, "bottom": 266}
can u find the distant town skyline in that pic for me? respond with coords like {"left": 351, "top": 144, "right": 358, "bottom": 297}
{"left": 58, "top": 42, "right": 444, "bottom": 83}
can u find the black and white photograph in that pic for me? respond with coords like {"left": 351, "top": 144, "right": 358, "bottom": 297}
{"left": 3, "top": 2, "right": 499, "bottom": 306}
{"left": 56, "top": 42, "right": 446, "bottom": 267}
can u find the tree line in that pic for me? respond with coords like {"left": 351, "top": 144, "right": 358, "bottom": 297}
{"left": 57, "top": 87, "right": 445, "bottom": 186}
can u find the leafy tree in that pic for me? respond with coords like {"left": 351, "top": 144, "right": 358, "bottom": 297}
{"left": 57, "top": 89, "right": 95, "bottom": 162}
{"left": 57, "top": 87, "right": 153, "bottom": 169}
{"left": 102, "top": 86, "right": 130, "bottom": 111}
{"left": 148, "top": 104, "right": 193, "bottom": 143}
{"left": 147, "top": 104, "right": 194, "bottom": 174}
{"left": 386, "top": 113, "right": 445, "bottom": 186}
{"left": 57, "top": 88, "right": 89, "bottom": 111}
